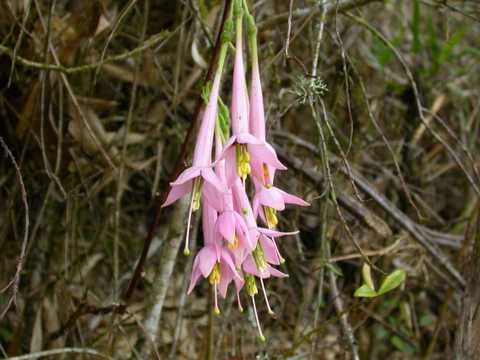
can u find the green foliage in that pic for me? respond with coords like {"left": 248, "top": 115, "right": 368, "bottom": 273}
{"left": 355, "top": 264, "right": 406, "bottom": 298}
{"left": 377, "top": 269, "right": 406, "bottom": 295}
{"left": 411, "top": 0, "right": 422, "bottom": 53}
{"left": 218, "top": 97, "right": 231, "bottom": 140}
{"left": 201, "top": 81, "right": 212, "bottom": 104}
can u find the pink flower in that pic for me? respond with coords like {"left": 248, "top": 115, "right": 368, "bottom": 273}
{"left": 188, "top": 202, "right": 242, "bottom": 314}
{"left": 162, "top": 71, "right": 228, "bottom": 255}
{"left": 219, "top": 16, "right": 286, "bottom": 185}
{"left": 247, "top": 39, "right": 309, "bottom": 229}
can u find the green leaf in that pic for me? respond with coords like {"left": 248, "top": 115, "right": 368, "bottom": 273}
{"left": 325, "top": 262, "right": 343, "bottom": 277}
{"left": 377, "top": 269, "right": 406, "bottom": 295}
{"left": 391, "top": 335, "right": 417, "bottom": 354}
{"left": 218, "top": 97, "right": 231, "bottom": 140}
{"left": 419, "top": 314, "right": 435, "bottom": 327}
{"left": 438, "top": 30, "right": 464, "bottom": 65}
{"left": 201, "top": 81, "right": 212, "bottom": 104}
{"left": 412, "top": 0, "right": 421, "bottom": 53}
{"left": 354, "top": 284, "right": 378, "bottom": 298}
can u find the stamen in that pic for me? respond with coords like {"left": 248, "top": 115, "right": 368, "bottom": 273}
{"left": 252, "top": 244, "right": 267, "bottom": 272}
{"left": 270, "top": 237, "right": 285, "bottom": 264}
{"left": 226, "top": 234, "right": 239, "bottom": 250}
{"left": 236, "top": 144, "right": 251, "bottom": 180}
{"left": 264, "top": 206, "right": 278, "bottom": 229}
{"left": 214, "top": 283, "right": 220, "bottom": 315}
{"left": 185, "top": 178, "right": 203, "bottom": 256}
{"left": 251, "top": 295, "right": 266, "bottom": 342}
{"left": 184, "top": 191, "right": 195, "bottom": 256}
{"left": 236, "top": 291, "right": 244, "bottom": 312}
{"left": 259, "top": 277, "right": 274, "bottom": 315}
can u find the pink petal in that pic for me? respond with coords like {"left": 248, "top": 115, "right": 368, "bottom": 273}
{"left": 223, "top": 147, "right": 238, "bottom": 187}
{"left": 236, "top": 132, "right": 263, "bottom": 145}
{"left": 161, "top": 181, "right": 192, "bottom": 207}
{"left": 201, "top": 167, "right": 228, "bottom": 194}
{"left": 187, "top": 260, "right": 203, "bottom": 294}
{"left": 197, "top": 246, "right": 217, "bottom": 277}
{"left": 202, "top": 202, "right": 218, "bottom": 246}
{"left": 216, "top": 211, "right": 236, "bottom": 244}
{"left": 243, "top": 255, "right": 261, "bottom": 277}
{"left": 221, "top": 250, "right": 239, "bottom": 277}
{"left": 192, "top": 71, "right": 221, "bottom": 167}
{"left": 249, "top": 63, "right": 266, "bottom": 141}
{"left": 170, "top": 166, "right": 201, "bottom": 186}
{"left": 259, "top": 236, "right": 280, "bottom": 265}
{"left": 257, "top": 227, "right": 299, "bottom": 238}
{"left": 202, "top": 182, "right": 225, "bottom": 211}
{"left": 248, "top": 143, "right": 287, "bottom": 171}
{"left": 267, "top": 265, "right": 288, "bottom": 278}
{"left": 257, "top": 187, "right": 286, "bottom": 211}
{"left": 218, "top": 266, "right": 232, "bottom": 298}
{"left": 278, "top": 189, "right": 310, "bottom": 207}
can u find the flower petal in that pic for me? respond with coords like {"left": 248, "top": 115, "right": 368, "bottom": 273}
{"left": 201, "top": 167, "right": 228, "bottom": 194}
{"left": 259, "top": 235, "right": 280, "bottom": 265}
{"left": 187, "top": 258, "right": 203, "bottom": 294}
{"left": 256, "top": 187, "right": 286, "bottom": 211}
{"left": 248, "top": 143, "right": 287, "bottom": 170}
{"left": 216, "top": 211, "right": 236, "bottom": 244}
{"left": 170, "top": 166, "right": 201, "bottom": 186}
{"left": 278, "top": 189, "right": 310, "bottom": 207}
{"left": 267, "top": 265, "right": 288, "bottom": 278}
{"left": 197, "top": 246, "right": 217, "bottom": 277}
{"left": 161, "top": 181, "right": 192, "bottom": 207}
{"left": 236, "top": 132, "right": 263, "bottom": 145}
{"left": 202, "top": 182, "right": 225, "bottom": 211}
{"left": 257, "top": 228, "right": 299, "bottom": 238}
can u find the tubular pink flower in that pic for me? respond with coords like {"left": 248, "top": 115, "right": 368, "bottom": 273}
{"left": 219, "top": 13, "right": 286, "bottom": 185}
{"left": 188, "top": 201, "right": 242, "bottom": 313}
{"left": 162, "top": 69, "right": 228, "bottom": 256}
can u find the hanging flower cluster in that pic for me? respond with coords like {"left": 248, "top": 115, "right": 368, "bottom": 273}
{"left": 162, "top": 0, "right": 308, "bottom": 341}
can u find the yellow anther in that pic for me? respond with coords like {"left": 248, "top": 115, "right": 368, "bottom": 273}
{"left": 192, "top": 178, "right": 203, "bottom": 211}
{"left": 208, "top": 263, "right": 221, "bottom": 285}
{"left": 245, "top": 274, "right": 258, "bottom": 296}
{"left": 227, "top": 234, "right": 239, "bottom": 249}
{"left": 264, "top": 206, "right": 278, "bottom": 229}
{"left": 236, "top": 144, "right": 251, "bottom": 179}
{"left": 252, "top": 244, "right": 267, "bottom": 271}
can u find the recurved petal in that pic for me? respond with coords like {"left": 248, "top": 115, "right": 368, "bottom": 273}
{"left": 248, "top": 142, "right": 287, "bottom": 171}
{"left": 256, "top": 186, "right": 286, "bottom": 211}
{"left": 197, "top": 246, "right": 218, "bottom": 277}
{"left": 259, "top": 235, "right": 281, "bottom": 265}
{"left": 187, "top": 258, "right": 203, "bottom": 294}
{"left": 257, "top": 228, "right": 299, "bottom": 238}
{"left": 170, "top": 166, "right": 202, "bottom": 186}
{"left": 236, "top": 132, "right": 264, "bottom": 145}
{"left": 278, "top": 188, "right": 310, "bottom": 206}
{"left": 161, "top": 181, "right": 192, "bottom": 208}
{"left": 267, "top": 264, "right": 288, "bottom": 278}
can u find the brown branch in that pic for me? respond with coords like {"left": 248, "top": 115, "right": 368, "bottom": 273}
{"left": 0, "top": 137, "right": 29, "bottom": 320}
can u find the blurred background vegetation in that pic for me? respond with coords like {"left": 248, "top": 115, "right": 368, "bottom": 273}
{"left": 0, "top": 0, "right": 479, "bottom": 359}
